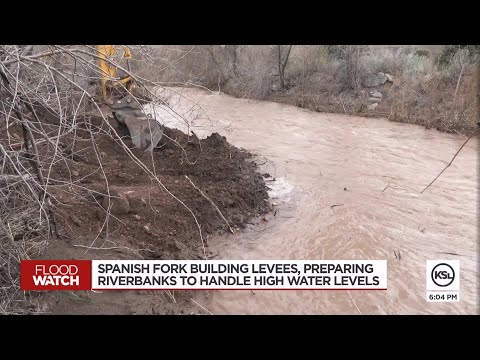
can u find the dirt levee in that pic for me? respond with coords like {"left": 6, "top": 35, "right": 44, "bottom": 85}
{"left": 49, "top": 120, "right": 270, "bottom": 261}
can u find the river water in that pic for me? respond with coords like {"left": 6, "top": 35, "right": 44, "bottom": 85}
{"left": 149, "top": 87, "right": 478, "bottom": 315}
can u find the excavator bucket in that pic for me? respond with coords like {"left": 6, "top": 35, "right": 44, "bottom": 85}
{"left": 123, "top": 116, "right": 163, "bottom": 152}
{"left": 107, "top": 96, "right": 163, "bottom": 152}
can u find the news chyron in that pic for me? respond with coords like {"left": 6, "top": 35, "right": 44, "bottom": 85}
{"left": 20, "top": 259, "right": 461, "bottom": 304}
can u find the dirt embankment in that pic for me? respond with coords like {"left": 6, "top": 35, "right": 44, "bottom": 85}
{"left": 23, "top": 115, "right": 270, "bottom": 314}
{"left": 230, "top": 81, "right": 479, "bottom": 136}
{"left": 212, "top": 65, "right": 479, "bottom": 136}
{"left": 267, "top": 79, "right": 478, "bottom": 135}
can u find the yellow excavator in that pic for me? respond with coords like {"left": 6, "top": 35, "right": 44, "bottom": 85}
{"left": 96, "top": 45, "right": 162, "bottom": 152}
{"left": 96, "top": 45, "right": 134, "bottom": 101}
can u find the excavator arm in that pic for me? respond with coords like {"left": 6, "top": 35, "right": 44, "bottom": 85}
{"left": 96, "top": 45, "right": 163, "bottom": 152}
{"left": 96, "top": 45, "right": 133, "bottom": 101}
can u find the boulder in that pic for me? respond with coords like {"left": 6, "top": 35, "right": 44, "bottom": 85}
{"left": 385, "top": 73, "right": 394, "bottom": 83}
{"left": 369, "top": 90, "right": 383, "bottom": 99}
{"left": 363, "top": 72, "right": 388, "bottom": 88}
{"left": 415, "top": 98, "right": 428, "bottom": 108}
{"left": 101, "top": 188, "right": 130, "bottom": 215}
{"left": 367, "top": 103, "right": 379, "bottom": 110}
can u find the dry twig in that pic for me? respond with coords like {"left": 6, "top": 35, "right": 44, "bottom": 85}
{"left": 421, "top": 126, "right": 479, "bottom": 194}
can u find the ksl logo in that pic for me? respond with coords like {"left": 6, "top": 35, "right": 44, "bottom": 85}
{"left": 426, "top": 260, "right": 459, "bottom": 291}
{"left": 21, "top": 260, "right": 92, "bottom": 290}
{"left": 431, "top": 263, "right": 455, "bottom": 287}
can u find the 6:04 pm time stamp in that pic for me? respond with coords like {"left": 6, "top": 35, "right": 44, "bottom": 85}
{"left": 427, "top": 291, "right": 459, "bottom": 302}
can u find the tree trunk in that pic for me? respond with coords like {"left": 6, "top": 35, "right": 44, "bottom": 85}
{"left": 232, "top": 45, "right": 238, "bottom": 77}
{"left": 346, "top": 45, "right": 361, "bottom": 91}
{"left": 207, "top": 46, "right": 226, "bottom": 84}
{"left": 277, "top": 46, "right": 284, "bottom": 89}
{"left": 277, "top": 45, "right": 293, "bottom": 90}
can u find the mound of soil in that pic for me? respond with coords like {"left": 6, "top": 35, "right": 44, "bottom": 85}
{"left": 49, "top": 118, "right": 271, "bottom": 261}
{"left": 2, "top": 109, "right": 271, "bottom": 314}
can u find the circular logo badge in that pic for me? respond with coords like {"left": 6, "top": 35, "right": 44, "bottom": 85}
{"left": 431, "top": 263, "right": 455, "bottom": 287}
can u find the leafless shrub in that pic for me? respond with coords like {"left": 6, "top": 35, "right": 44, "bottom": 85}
{"left": 0, "top": 45, "right": 210, "bottom": 314}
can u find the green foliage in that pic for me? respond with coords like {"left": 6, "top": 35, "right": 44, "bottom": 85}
{"left": 436, "top": 45, "right": 480, "bottom": 67}
{"left": 404, "top": 54, "right": 431, "bottom": 76}
{"left": 415, "top": 50, "right": 430, "bottom": 58}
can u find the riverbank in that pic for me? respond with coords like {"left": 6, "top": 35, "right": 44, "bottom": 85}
{"left": 144, "top": 45, "right": 479, "bottom": 136}
{"left": 2, "top": 115, "right": 271, "bottom": 315}
{"left": 218, "top": 66, "right": 479, "bottom": 136}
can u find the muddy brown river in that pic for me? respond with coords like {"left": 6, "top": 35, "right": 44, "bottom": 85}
{"left": 150, "top": 87, "right": 478, "bottom": 315}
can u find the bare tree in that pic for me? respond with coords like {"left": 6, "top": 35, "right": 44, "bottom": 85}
{"left": 206, "top": 46, "right": 227, "bottom": 88}
{"left": 277, "top": 45, "right": 293, "bottom": 90}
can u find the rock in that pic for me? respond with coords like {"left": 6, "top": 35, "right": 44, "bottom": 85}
{"left": 112, "top": 159, "right": 119, "bottom": 165}
{"left": 133, "top": 214, "right": 140, "bottom": 221}
{"left": 174, "top": 240, "right": 188, "bottom": 251}
{"left": 143, "top": 225, "right": 151, "bottom": 234}
{"left": 101, "top": 189, "right": 130, "bottom": 215}
{"left": 385, "top": 73, "right": 394, "bottom": 83}
{"left": 285, "top": 79, "right": 295, "bottom": 90}
{"left": 246, "top": 223, "right": 256, "bottom": 230}
{"left": 141, "top": 198, "right": 147, "bottom": 206}
{"left": 95, "top": 208, "right": 104, "bottom": 220}
{"left": 369, "top": 90, "right": 383, "bottom": 99}
{"left": 368, "top": 97, "right": 381, "bottom": 102}
{"left": 70, "top": 214, "right": 82, "bottom": 227}
{"left": 363, "top": 72, "right": 388, "bottom": 88}
{"left": 367, "top": 103, "right": 379, "bottom": 110}
{"left": 191, "top": 76, "right": 207, "bottom": 86}
{"left": 101, "top": 152, "right": 107, "bottom": 158}
{"left": 71, "top": 170, "right": 80, "bottom": 177}
{"left": 415, "top": 98, "right": 428, "bottom": 108}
